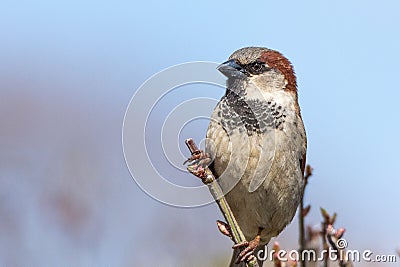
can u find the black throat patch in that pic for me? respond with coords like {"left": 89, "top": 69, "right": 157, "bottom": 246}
{"left": 217, "top": 91, "right": 287, "bottom": 135}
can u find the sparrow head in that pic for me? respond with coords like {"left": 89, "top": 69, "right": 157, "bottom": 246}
{"left": 218, "top": 47, "right": 297, "bottom": 96}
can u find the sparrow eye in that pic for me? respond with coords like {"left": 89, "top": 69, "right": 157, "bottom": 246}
{"left": 253, "top": 62, "right": 262, "bottom": 70}
{"left": 249, "top": 61, "right": 265, "bottom": 74}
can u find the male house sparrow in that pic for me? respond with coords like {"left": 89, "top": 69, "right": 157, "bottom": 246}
{"left": 205, "top": 47, "right": 307, "bottom": 266}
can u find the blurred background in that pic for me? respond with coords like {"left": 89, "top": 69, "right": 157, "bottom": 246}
{"left": 1, "top": 1, "right": 399, "bottom": 266}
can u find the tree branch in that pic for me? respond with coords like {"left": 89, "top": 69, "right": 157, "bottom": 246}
{"left": 185, "top": 138, "right": 259, "bottom": 267}
{"left": 299, "top": 165, "right": 313, "bottom": 267}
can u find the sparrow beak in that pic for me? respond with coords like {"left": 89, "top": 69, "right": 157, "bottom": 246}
{"left": 217, "top": 59, "right": 246, "bottom": 78}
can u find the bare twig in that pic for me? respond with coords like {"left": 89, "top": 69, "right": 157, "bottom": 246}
{"left": 273, "top": 242, "right": 298, "bottom": 267}
{"left": 299, "top": 164, "right": 313, "bottom": 267}
{"left": 326, "top": 224, "right": 352, "bottom": 267}
{"left": 320, "top": 209, "right": 352, "bottom": 267}
{"left": 273, "top": 242, "right": 283, "bottom": 267}
{"left": 320, "top": 208, "right": 334, "bottom": 267}
{"left": 184, "top": 138, "right": 259, "bottom": 267}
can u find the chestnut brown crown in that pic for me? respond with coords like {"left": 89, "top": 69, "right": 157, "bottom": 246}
{"left": 228, "top": 47, "right": 297, "bottom": 94}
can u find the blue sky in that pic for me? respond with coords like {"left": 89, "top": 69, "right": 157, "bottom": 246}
{"left": 1, "top": 0, "right": 399, "bottom": 266}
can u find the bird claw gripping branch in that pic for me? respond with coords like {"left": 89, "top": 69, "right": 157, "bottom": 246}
{"left": 184, "top": 149, "right": 213, "bottom": 183}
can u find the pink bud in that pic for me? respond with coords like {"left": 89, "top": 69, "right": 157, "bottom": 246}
{"left": 216, "top": 220, "right": 231, "bottom": 237}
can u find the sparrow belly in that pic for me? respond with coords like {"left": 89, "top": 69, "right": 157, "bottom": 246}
{"left": 206, "top": 118, "right": 304, "bottom": 244}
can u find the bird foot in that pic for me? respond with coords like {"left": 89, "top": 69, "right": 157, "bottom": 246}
{"left": 232, "top": 229, "right": 262, "bottom": 264}
{"left": 184, "top": 149, "right": 212, "bottom": 182}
